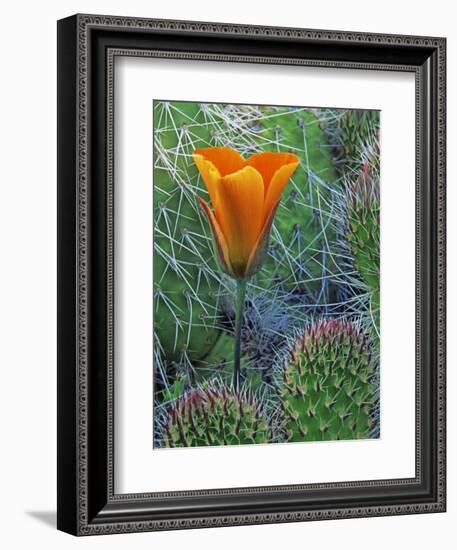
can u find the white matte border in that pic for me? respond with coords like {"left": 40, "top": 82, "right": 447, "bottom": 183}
{"left": 114, "top": 57, "right": 416, "bottom": 494}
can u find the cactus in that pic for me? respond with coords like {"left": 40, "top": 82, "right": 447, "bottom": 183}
{"left": 278, "top": 319, "right": 376, "bottom": 442}
{"left": 338, "top": 110, "right": 380, "bottom": 177}
{"left": 344, "top": 164, "right": 380, "bottom": 333}
{"left": 154, "top": 101, "right": 226, "bottom": 369}
{"left": 157, "top": 381, "right": 274, "bottom": 448}
{"left": 192, "top": 331, "right": 236, "bottom": 383}
{"left": 321, "top": 109, "right": 380, "bottom": 180}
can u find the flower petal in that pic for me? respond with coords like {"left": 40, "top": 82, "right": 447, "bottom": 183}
{"left": 217, "top": 166, "right": 265, "bottom": 278}
{"left": 244, "top": 202, "right": 280, "bottom": 278}
{"left": 193, "top": 147, "right": 245, "bottom": 176}
{"left": 192, "top": 153, "right": 221, "bottom": 213}
{"left": 198, "top": 197, "right": 235, "bottom": 277}
{"left": 263, "top": 160, "right": 299, "bottom": 222}
{"left": 246, "top": 152, "right": 300, "bottom": 192}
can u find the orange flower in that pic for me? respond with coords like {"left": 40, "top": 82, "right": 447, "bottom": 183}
{"left": 193, "top": 146, "right": 300, "bottom": 279}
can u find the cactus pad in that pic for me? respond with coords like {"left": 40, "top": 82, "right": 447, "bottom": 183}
{"left": 159, "top": 382, "right": 274, "bottom": 448}
{"left": 279, "top": 319, "right": 376, "bottom": 442}
{"left": 345, "top": 165, "right": 380, "bottom": 332}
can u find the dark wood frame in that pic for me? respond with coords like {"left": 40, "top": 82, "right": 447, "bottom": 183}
{"left": 57, "top": 13, "right": 446, "bottom": 536}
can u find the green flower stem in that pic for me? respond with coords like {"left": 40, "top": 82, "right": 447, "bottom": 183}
{"left": 233, "top": 278, "right": 248, "bottom": 392}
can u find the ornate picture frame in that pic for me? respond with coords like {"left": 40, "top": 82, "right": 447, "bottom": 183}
{"left": 57, "top": 14, "right": 446, "bottom": 535}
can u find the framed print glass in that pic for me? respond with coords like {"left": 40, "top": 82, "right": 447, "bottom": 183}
{"left": 57, "top": 14, "right": 446, "bottom": 535}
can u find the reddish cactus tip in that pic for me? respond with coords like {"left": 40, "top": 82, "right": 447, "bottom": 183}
{"left": 295, "top": 318, "right": 366, "bottom": 350}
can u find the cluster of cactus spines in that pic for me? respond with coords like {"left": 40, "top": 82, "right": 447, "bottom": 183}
{"left": 158, "top": 381, "right": 274, "bottom": 448}
{"left": 237, "top": 290, "right": 294, "bottom": 385}
{"left": 256, "top": 108, "right": 339, "bottom": 301}
{"left": 154, "top": 101, "right": 225, "bottom": 371}
{"left": 278, "top": 319, "right": 376, "bottom": 442}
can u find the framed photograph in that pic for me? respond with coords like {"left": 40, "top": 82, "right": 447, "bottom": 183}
{"left": 57, "top": 14, "right": 446, "bottom": 535}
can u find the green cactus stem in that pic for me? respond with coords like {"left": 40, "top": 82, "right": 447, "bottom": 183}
{"left": 233, "top": 279, "right": 248, "bottom": 391}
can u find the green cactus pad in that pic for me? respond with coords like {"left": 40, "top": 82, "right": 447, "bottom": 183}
{"left": 160, "top": 382, "right": 273, "bottom": 448}
{"left": 279, "top": 319, "right": 376, "bottom": 442}
{"left": 338, "top": 110, "right": 380, "bottom": 178}
{"left": 153, "top": 101, "right": 228, "bottom": 364}
{"left": 345, "top": 166, "right": 380, "bottom": 332}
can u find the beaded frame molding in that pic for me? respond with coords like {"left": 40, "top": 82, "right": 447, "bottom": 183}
{"left": 57, "top": 14, "right": 446, "bottom": 536}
